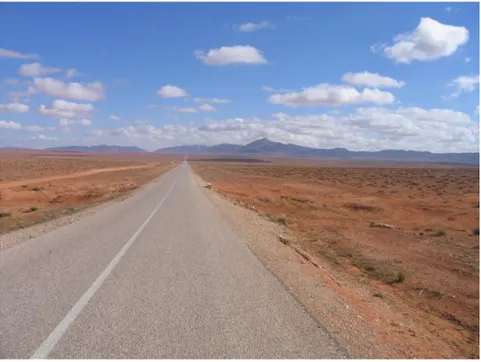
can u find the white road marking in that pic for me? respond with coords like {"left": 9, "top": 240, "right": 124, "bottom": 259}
{"left": 30, "top": 183, "right": 176, "bottom": 359}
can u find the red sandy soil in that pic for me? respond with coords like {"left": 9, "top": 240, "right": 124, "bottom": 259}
{"left": 0, "top": 151, "right": 179, "bottom": 234}
{"left": 191, "top": 161, "right": 480, "bottom": 358}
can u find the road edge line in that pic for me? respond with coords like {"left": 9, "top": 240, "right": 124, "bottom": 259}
{"left": 30, "top": 182, "right": 176, "bottom": 359}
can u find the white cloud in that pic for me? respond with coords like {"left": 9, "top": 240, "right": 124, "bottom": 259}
{"left": 33, "top": 77, "right": 105, "bottom": 101}
{"left": 109, "top": 115, "right": 121, "bottom": 121}
{"left": 193, "top": 97, "right": 231, "bottom": 104}
{"left": 341, "top": 72, "right": 406, "bottom": 88}
{"left": 465, "top": 57, "right": 472, "bottom": 63}
{"left": 32, "top": 134, "right": 58, "bottom": 141}
{"left": 268, "top": 83, "right": 395, "bottom": 107}
{"left": 378, "top": 18, "right": 469, "bottom": 63}
{"left": 39, "top": 99, "right": 95, "bottom": 119}
{"left": 198, "top": 104, "right": 216, "bottom": 112}
{"left": 0, "top": 103, "right": 29, "bottom": 114}
{"left": 194, "top": 45, "right": 267, "bottom": 65}
{"left": 24, "top": 125, "right": 44, "bottom": 132}
{"left": 235, "top": 21, "right": 274, "bottom": 32}
{"left": 0, "top": 120, "right": 43, "bottom": 133}
{"left": 445, "top": 6, "right": 452, "bottom": 14}
{"left": 95, "top": 106, "right": 477, "bottom": 153}
{"left": 156, "top": 85, "right": 187, "bottom": 98}
{"left": 59, "top": 118, "right": 92, "bottom": 127}
{"left": 18, "top": 63, "right": 61, "bottom": 77}
{"left": 2, "top": 78, "right": 20, "bottom": 86}
{"left": 0, "top": 120, "right": 22, "bottom": 130}
{"left": 66, "top": 68, "right": 83, "bottom": 78}
{"left": 0, "top": 48, "right": 39, "bottom": 59}
{"left": 172, "top": 107, "right": 198, "bottom": 113}
{"left": 446, "top": 75, "right": 479, "bottom": 98}
{"left": 262, "top": 86, "right": 293, "bottom": 93}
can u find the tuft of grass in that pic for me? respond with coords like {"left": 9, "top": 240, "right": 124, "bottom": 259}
{"left": 0, "top": 212, "right": 12, "bottom": 218}
{"left": 25, "top": 206, "right": 38, "bottom": 213}
{"left": 435, "top": 230, "right": 447, "bottom": 237}
{"left": 373, "top": 292, "right": 385, "bottom": 299}
{"left": 353, "top": 259, "right": 376, "bottom": 271}
{"left": 318, "top": 246, "right": 341, "bottom": 265}
{"left": 21, "top": 184, "right": 28, "bottom": 188}
{"left": 31, "top": 186, "right": 43, "bottom": 192}
{"left": 473, "top": 227, "right": 479, "bottom": 236}
{"left": 395, "top": 271, "right": 406, "bottom": 283}
{"left": 272, "top": 216, "right": 287, "bottom": 226}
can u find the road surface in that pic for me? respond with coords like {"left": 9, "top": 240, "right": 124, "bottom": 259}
{"left": 0, "top": 163, "right": 346, "bottom": 359}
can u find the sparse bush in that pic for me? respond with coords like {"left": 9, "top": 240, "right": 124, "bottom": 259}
{"left": 436, "top": 230, "right": 447, "bottom": 237}
{"left": 344, "top": 203, "right": 383, "bottom": 213}
{"left": 31, "top": 186, "right": 43, "bottom": 192}
{"left": 21, "top": 185, "right": 28, "bottom": 188}
{"left": 0, "top": 212, "right": 12, "bottom": 218}
{"left": 395, "top": 272, "right": 405, "bottom": 284}
{"left": 273, "top": 216, "right": 287, "bottom": 226}
{"left": 373, "top": 292, "right": 385, "bottom": 299}
{"left": 25, "top": 206, "right": 38, "bottom": 213}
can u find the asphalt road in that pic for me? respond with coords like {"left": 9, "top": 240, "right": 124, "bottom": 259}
{"left": 0, "top": 163, "right": 346, "bottom": 359}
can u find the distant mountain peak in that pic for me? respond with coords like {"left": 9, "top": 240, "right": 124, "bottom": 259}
{"left": 154, "top": 138, "right": 478, "bottom": 165}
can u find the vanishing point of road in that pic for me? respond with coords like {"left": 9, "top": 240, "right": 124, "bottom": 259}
{"left": 0, "top": 163, "right": 346, "bottom": 359}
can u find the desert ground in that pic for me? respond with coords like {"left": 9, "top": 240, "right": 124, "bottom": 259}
{"left": 190, "top": 159, "right": 480, "bottom": 358}
{"left": 0, "top": 150, "right": 181, "bottom": 236}
{"left": 1, "top": 150, "right": 478, "bottom": 357}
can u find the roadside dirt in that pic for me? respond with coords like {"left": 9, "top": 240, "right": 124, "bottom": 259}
{"left": 0, "top": 153, "right": 177, "bottom": 236}
{"left": 0, "top": 164, "right": 157, "bottom": 189}
{"left": 191, "top": 161, "right": 480, "bottom": 359}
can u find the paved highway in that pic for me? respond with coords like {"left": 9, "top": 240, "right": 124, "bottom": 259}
{"left": 0, "top": 163, "right": 346, "bottom": 358}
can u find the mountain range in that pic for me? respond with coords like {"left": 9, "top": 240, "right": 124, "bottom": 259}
{"left": 155, "top": 138, "right": 480, "bottom": 165}
{"left": 40, "top": 139, "right": 479, "bottom": 165}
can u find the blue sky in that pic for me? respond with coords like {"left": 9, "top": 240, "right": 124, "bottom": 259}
{"left": 0, "top": 2, "right": 479, "bottom": 152}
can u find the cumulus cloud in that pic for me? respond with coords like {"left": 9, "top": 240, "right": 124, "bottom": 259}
{"left": 156, "top": 85, "right": 187, "bottom": 98}
{"left": 377, "top": 18, "right": 469, "bottom": 63}
{"left": 39, "top": 99, "right": 95, "bottom": 119}
{"left": 2, "top": 78, "right": 21, "bottom": 86}
{"left": 33, "top": 77, "right": 105, "bottom": 101}
{"left": 235, "top": 21, "right": 274, "bottom": 32}
{"left": 24, "top": 125, "right": 44, "bottom": 132}
{"left": 262, "top": 86, "right": 293, "bottom": 93}
{"left": 0, "top": 120, "right": 22, "bottom": 130}
{"left": 193, "top": 97, "right": 231, "bottom": 104}
{"left": 171, "top": 107, "right": 198, "bottom": 113}
{"left": 194, "top": 45, "right": 267, "bottom": 65}
{"left": 18, "top": 63, "right": 61, "bottom": 77}
{"left": 445, "top": 75, "right": 479, "bottom": 99}
{"left": 268, "top": 83, "right": 395, "bottom": 107}
{"left": 59, "top": 118, "right": 92, "bottom": 127}
{"left": 89, "top": 106, "right": 478, "bottom": 153}
{"left": 0, "top": 120, "right": 44, "bottom": 132}
{"left": 198, "top": 104, "right": 216, "bottom": 112}
{"left": 0, "top": 48, "right": 39, "bottom": 59}
{"left": 341, "top": 72, "right": 406, "bottom": 88}
{"left": 109, "top": 115, "right": 121, "bottom": 121}
{"left": 169, "top": 104, "right": 217, "bottom": 113}
{"left": 0, "top": 103, "right": 29, "bottom": 114}
{"left": 31, "top": 134, "right": 58, "bottom": 141}
{"left": 66, "top": 68, "right": 83, "bottom": 78}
